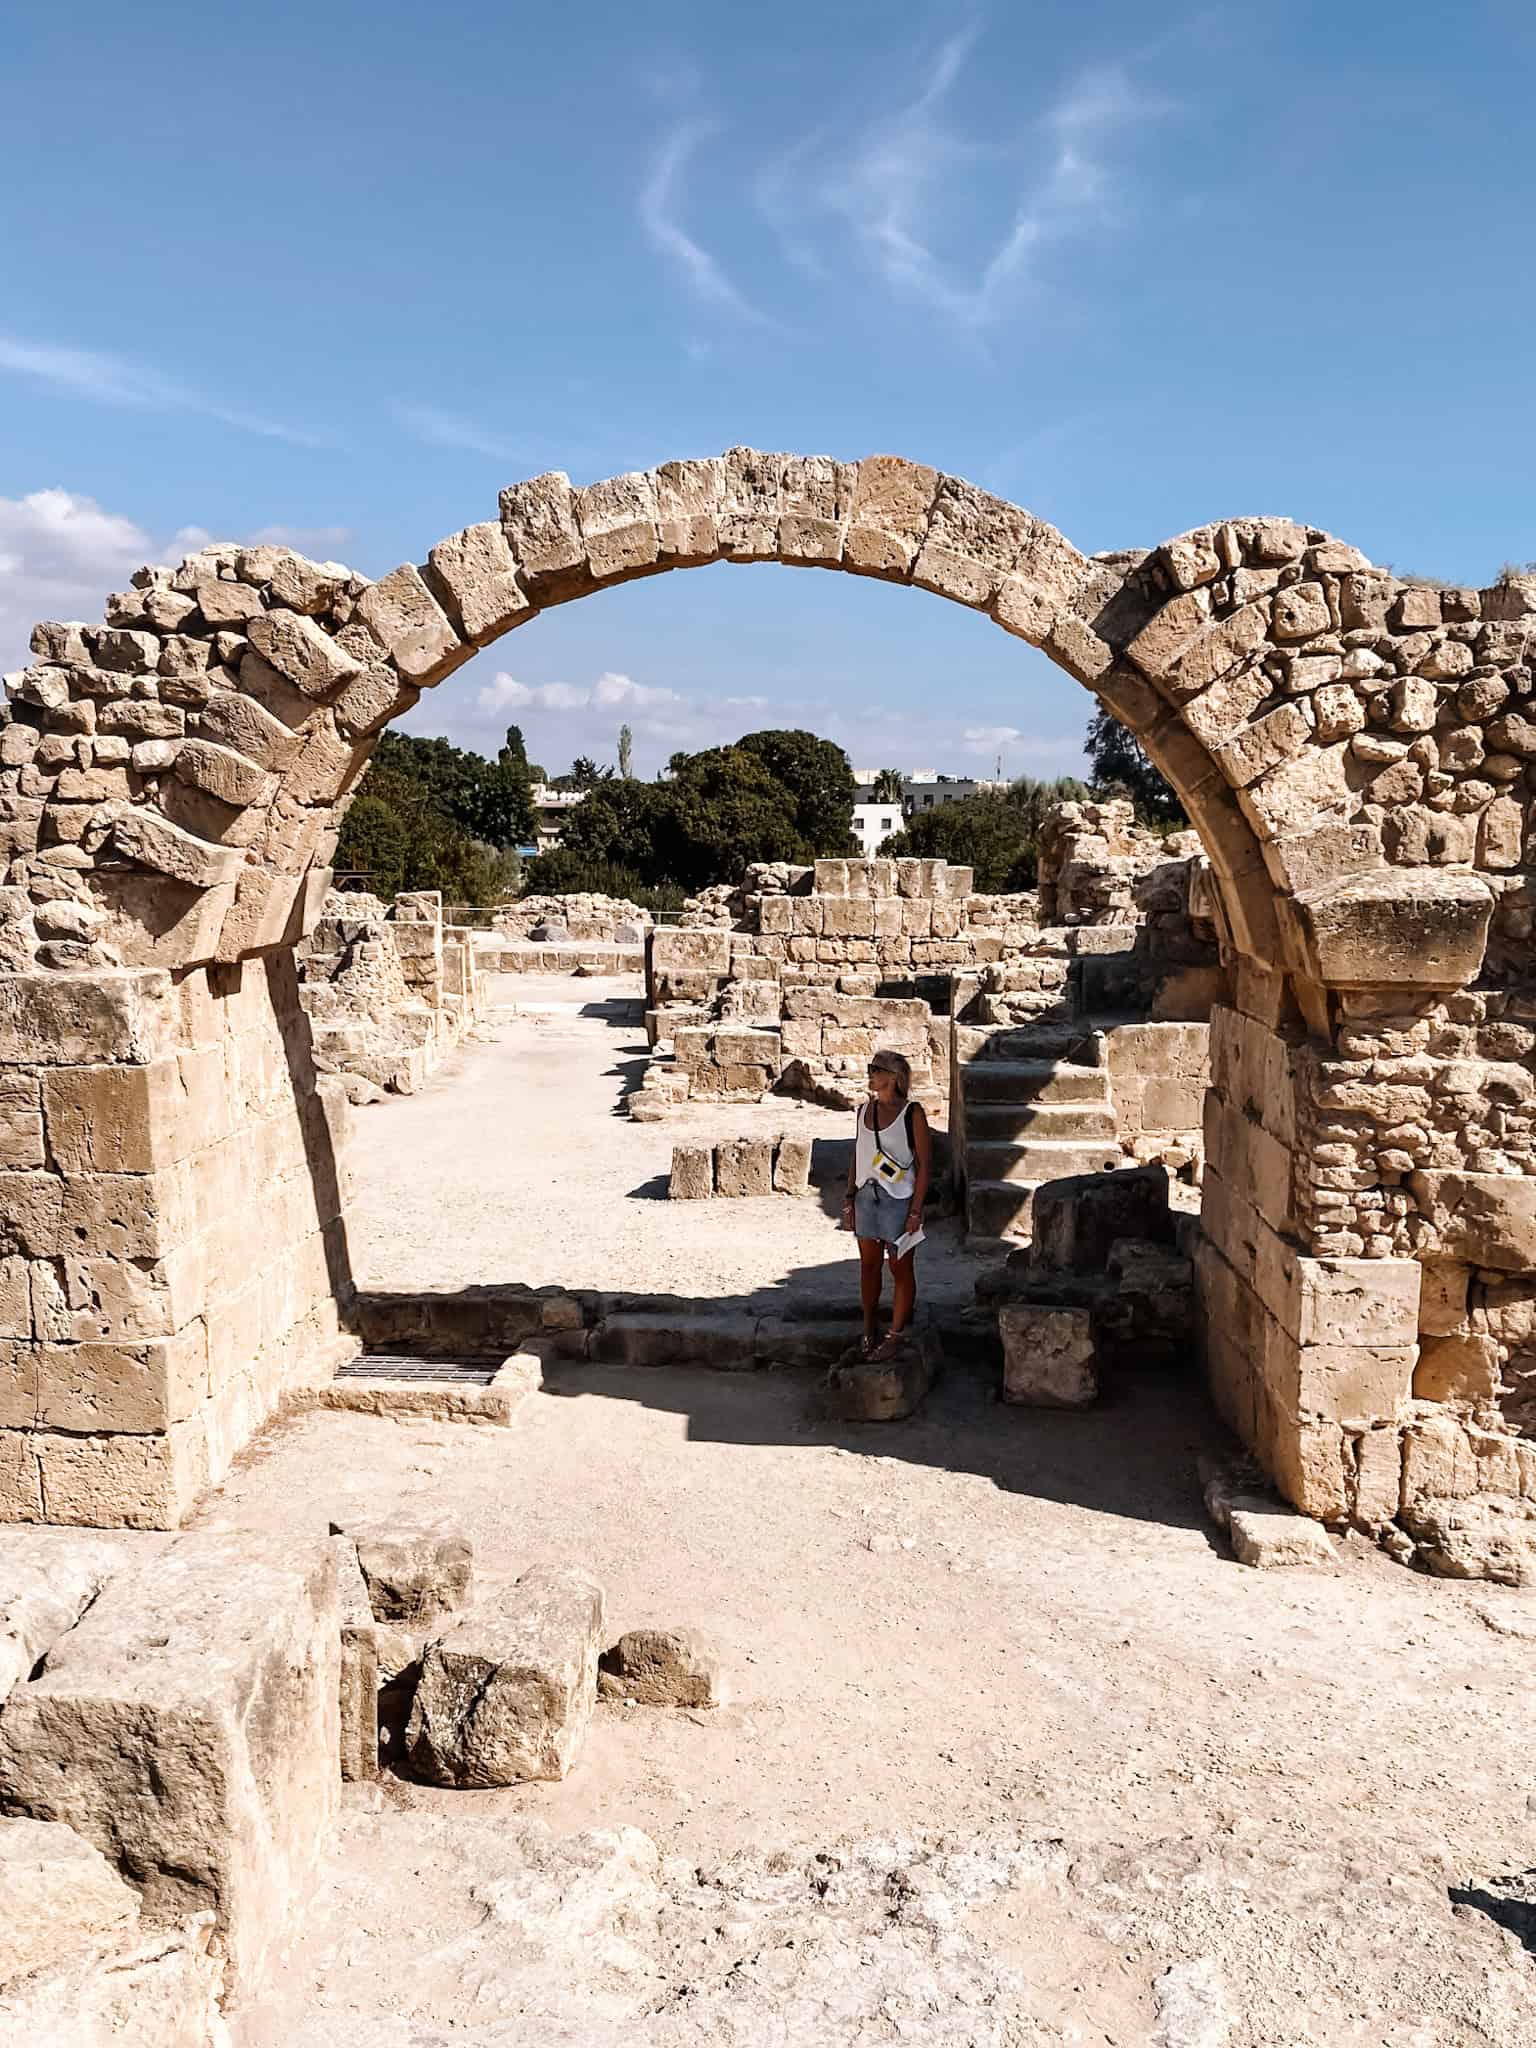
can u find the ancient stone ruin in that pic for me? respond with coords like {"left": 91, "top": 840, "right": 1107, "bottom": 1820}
{"left": 0, "top": 445, "right": 1532, "bottom": 1572}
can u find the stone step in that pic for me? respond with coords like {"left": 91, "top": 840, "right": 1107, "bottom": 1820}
{"left": 964, "top": 1100, "right": 1118, "bottom": 1141}
{"left": 964, "top": 1178, "right": 1036, "bottom": 1241}
{"left": 958, "top": 1059, "right": 1110, "bottom": 1105}
{"left": 955, "top": 1024, "right": 1099, "bottom": 1063}
{"left": 966, "top": 1138, "right": 1124, "bottom": 1186}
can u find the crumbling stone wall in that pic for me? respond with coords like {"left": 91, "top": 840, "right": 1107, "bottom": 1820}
{"left": 0, "top": 448, "right": 1532, "bottom": 1566}
{"left": 297, "top": 887, "right": 485, "bottom": 1099}
{"left": 493, "top": 893, "right": 651, "bottom": 943}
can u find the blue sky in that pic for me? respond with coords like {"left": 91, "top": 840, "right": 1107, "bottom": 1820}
{"left": 4, "top": 0, "right": 1534, "bottom": 779}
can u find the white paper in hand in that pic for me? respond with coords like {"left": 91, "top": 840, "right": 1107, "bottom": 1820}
{"left": 893, "top": 1224, "right": 926, "bottom": 1258}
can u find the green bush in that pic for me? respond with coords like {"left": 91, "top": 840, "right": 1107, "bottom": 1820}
{"left": 522, "top": 848, "right": 685, "bottom": 916}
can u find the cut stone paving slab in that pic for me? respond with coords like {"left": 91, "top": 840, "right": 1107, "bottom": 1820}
{"left": 405, "top": 1563, "right": 604, "bottom": 1787}
{"left": 333, "top": 1516, "right": 474, "bottom": 1626}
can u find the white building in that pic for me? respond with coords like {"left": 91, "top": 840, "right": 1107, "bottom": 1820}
{"left": 529, "top": 784, "right": 586, "bottom": 851}
{"left": 850, "top": 770, "right": 1008, "bottom": 844}
{"left": 852, "top": 800, "right": 905, "bottom": 855}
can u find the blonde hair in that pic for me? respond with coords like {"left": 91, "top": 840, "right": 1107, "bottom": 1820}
{"left": 868, "top": 1049, "right": 912, "bottom": 1098}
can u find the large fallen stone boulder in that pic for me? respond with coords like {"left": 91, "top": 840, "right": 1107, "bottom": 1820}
{"left": 598, "top": 1627, "right": 727, "bottom": 1709}
{"left": 0, "top": 1531, "right": 339, "bottom": 2004}
{"left": 405, "top": 1564, "right": 604, "bottom": 1786}
{"left": 1031, "top": 1163, "right": 1174, "bottom": 1272}
{"left": 1402, "top": 1493, "right": 1536, "bottom": 1586}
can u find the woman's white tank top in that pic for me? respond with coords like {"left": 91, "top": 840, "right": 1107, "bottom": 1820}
{"left": 855, "top": 1101, "right": 916, "bottom": 1198}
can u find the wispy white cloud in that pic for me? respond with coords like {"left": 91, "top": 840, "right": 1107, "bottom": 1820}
{"left": 392, "top": 402, "right": 526, "bottom": 463}
{"left": 478, "top": 669, "right": 683, "bottom": 716}
{"left": 640, "top": 121, "right": 772, "bottom": 324}
{"left": 756, "top": 39, "right": 1172, "bottom": 331}
{"left": 0, "top": 336, "right": 326, "bottom": 446}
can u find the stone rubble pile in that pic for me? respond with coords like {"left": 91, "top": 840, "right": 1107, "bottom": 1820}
{"left": 297, "top": 886, "right": 486, "bottom": 1099}
{"left": 493, "top": 892, "right": 652, "bottom": 944}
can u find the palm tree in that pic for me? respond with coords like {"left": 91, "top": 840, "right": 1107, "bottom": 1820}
{"left": 871, "top": 767, "right": 904, "bottom": 803}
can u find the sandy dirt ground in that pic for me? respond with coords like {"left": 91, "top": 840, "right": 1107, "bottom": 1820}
{"left": 210, "top": 977, "right": 1536, "bottom": 2043}
{"left": 342, "top": 973, "right": 986, "bottom": 1311}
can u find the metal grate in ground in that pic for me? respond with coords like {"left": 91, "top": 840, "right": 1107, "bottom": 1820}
{"left": 337, "top": 1354, "right": 499, "bottom": 1386}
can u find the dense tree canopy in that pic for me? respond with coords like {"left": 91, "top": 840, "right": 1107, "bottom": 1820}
{"left": 556, "top": 727, "right": 856, "bottom": 890}
{"left": 335, "top": 728, "right": 533, "bottom": 901}
{"left": 881, "top": 775, "right": 1090, "bottom": 892}
{"left": 1083, "top": 710, "right": 1185, "bottom": 825}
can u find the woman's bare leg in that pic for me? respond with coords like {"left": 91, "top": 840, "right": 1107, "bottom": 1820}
{"left": 888, "top": 1247, "right": 917, "bottom": 1337}
{"left": 857, "top": 1238, "right": 885, "bottom": 1348}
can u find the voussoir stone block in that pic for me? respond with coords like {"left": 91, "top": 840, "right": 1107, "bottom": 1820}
{"left": 333, "top": 1516, "right": 473, "bottom": 1627}
{"left": 0, "top": 1532, "right": 339, "bottom": 2003}
{"left": 576, "top": 471, "right": 661, "bottom": 582}
{"left": 652, "top": 456, "right": 724, "bottom": 564}
{"left": 844, "top": 455, "right": 939, "bottom": 580}
{"left": 426, "top": 521, "right": 533, "bottom": 643}
{"left": 245, "top": 610, "right": 360, "bottom": 700}
{"left": 404, "top": 1564, "right": 604, "bottom": 1786}
{"left": 499, "top": 471, "right": 590, "bottom": 600}
{"left": 999, "top": 1304, "right": 1098, "bottom": 1408}
{"left": 352, "top": 565, "right": 462, "bottom": 682}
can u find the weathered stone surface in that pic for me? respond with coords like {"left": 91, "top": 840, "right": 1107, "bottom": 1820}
{"left": 576, "top": 470, "right": 661, "bottom": 581}
{"left": 0, "top": 1532, "right": 339, "bottom": 2001}
{"left": 405, "top": 1564, "right": 603, "bottom": 1786}
{"left": 1031, "top": 1165, "right": 1172, "bottom": 1273}
{"left": 173, "top": 736, "right": 276, "bottom": 808}
{"left": 999, "top": 1305, "right": 1097, "bottom": 1408}
{"left": 597, "top": 1626, "right": 726, "bottom": 1708}
{"left": 668, "top": 1143, "right": 713, "bottom": 1200}
{"left": 108, "top": 807, "right": 247, "bottom": 888}
{"left": 1404, "top": 1494, "right": 1536, "bottom": 1586}
{"left": 1283, "top": 868, "right": 1493, "bottom": 989}
{"left": 0, "top": 1815, "right": 141, "bottom": 1987}
{"left": 1227, "top": 1499, "right": 1337, "bottom": 1568}
{"left": 0, "top": 1910, "right": 224, "bottom": 2046}
{"left": 334, "top": 1517, "right": 473, "bottom": 1626}
{"left": 499, "top": 471, "right": 588, "bottom": 596}
{"left": 353, "top": 565, "right": 462, "bottom": 681}
{"left": 0, "top": 1530, "right": 128, "bottom": 1706}
{"left": 825, "top": 1334, "right": 936, "bottom": 1420}
{"left": 774, "top": 1134, "right": 812, "bottom": 1196}
{"left": 245, "top": 608, "right": 360, "bottom": 699}
{"left": 427, "top": 521, "right": 532, "bottom": 641}
{"left": 333, "top": 1535, "right": 380, "bottom": 1785}
{"left": 843, "top": 456, "right": 938, "bottom": 579}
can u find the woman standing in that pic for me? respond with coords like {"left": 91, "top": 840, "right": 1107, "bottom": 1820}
{"left": 842, "top": 1049, "right": 931, "bottom": 1361}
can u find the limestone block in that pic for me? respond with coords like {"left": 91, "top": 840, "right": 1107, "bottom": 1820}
{"left": 404, "top": 1564, "right": 604, "bottom": 1786}
{"left": 669, "top": 1144, "right": 713, "bottom": 1200}
{"left": 427, "top": 521, "right": 532, "bottom": 642}
{"left": 825, "top": 1335, "right": 935, "bottom": 1420}
{"left": 842, "top": 456, "right": 939, "bottom": 580}
{"left": 107, "top": 808, "right": 246, "bottom": 890}
{"left": 823, "top": 898, "right": 874, "bottom": 939}
{"left": 245, "top": 609, "right": 360, "bottom": 700}
{"left": 0, "top": 1530, "right": 127, "bottom": 1707}
{"left": 814, "top": 858, "right": 849, "bottom": 895}
{"left": 1228, "top": 1500, "right": 1336, "bottom": 1568}
{"left": 1032, "top": 1165, "right": 1172, "bottom": 1273}
{"left": 352, "top": 565, "right": 462, "bottom": 682}
{"left": 1282, "top": 868, "right": 1492, "bottom": 991}
{"left": 0, "top": 1533, "right": 339, "bottom": 2001}
{"left": 0, "top": 1814, "right": 142, "bottom": 1988}
{"left": 333, "top": 1536, "right": 379, "bottom": 1785}
{"left": 912, "top": 477, "right": 1034, "bottom": 608}
{"left": 597, "top": 1626, "right": 726, "bottom": 1707}
{"left": 0, "top": 1074, "right": 44, "bottom": 1169}
{"left": 334, "top": 1518, "right": 473, "bottom": 1627}
{"left": 576, "top": 470, "right": 660, "bottom": 581}
{"left": 758, "top": 894, "right": 792, "bottom": 933}
{"left": 652, "top": 456, "right": 724, "bottom": 564}
{"left": 1215, "top": 702, "right": 1313, "bottom": 787}
{"left": 773, "top": 1135, "right": 812, "bottom": 1196}
{"left": 1403, "top": 1493, "right": 1536, "bottom": 1585}
{"left": 172, "top": 737, "right": 276, "bottom": 809}
{"left": 999, "top": 1305, "right": 1097, "bottom": 1408}
{"left": 1283, "top": 1335, "right": 1417, "bottom": 1428}
{"left": 1418, "top": 1260, "right": 1470, "bottom": 1336}
{"left": 1413, "top": 1332, "right": 1500, "bottom": 1405}
{"left": 716, "top": 1138, "right": 773, "bottom": 1198}
{"left": 778, "top": 452, "right": 854, "bottom": 563}
{"left": 714, "top": 1026, "right": 779, "bottom": 1066}
{"left": 719, "top": 446, "right": 784, "bottom": 558}
{"left": 0, "top": 1908, "right": 224, "bottom": 2046}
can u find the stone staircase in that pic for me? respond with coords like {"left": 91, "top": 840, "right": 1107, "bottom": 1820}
{"left": 951, "top": 1021, "right": 1122, "bottom": 1241}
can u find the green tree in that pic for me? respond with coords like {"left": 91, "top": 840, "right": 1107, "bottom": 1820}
{"left": 736, "top": 729, "right": 856, "bottom": 853}
{"left": 365, "top": 731, "right": 535, "bottom": 849}
{"left": 617, "top": 724, "right": 634, "bottom": 779}
{"left": 1084, "top": 710, "right": 1185, "bottom": 825}
{"left": 871, "top": 767, "right": 905, "bottom": 803}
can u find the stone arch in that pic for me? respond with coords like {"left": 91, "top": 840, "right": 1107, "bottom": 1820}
{"left": 3, "top": 450, "right": 1533, "bottom": 1568}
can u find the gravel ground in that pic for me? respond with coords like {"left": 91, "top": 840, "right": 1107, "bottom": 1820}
{"left": 209, "top": 977, "right": 1536, "bottom": 2041}
{"left": 344, "top": 973, "right": 987, "bottom": 1311}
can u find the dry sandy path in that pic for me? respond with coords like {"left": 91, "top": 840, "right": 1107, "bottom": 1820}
{"left": 342, "top": 972, "right": 982, "bottom": 1309}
